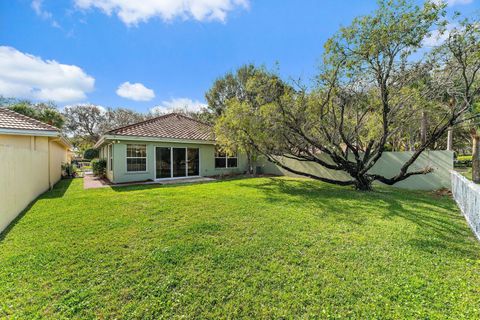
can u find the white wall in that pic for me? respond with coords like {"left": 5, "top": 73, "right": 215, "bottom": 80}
{"left": 259, "top": 150, "right": 453, "bottom": 190}
{"left": 49, "top": 139, "right": 68, "bottom": 185}
{"left": 0, "top": 135, "right": 67, "bottom": 233}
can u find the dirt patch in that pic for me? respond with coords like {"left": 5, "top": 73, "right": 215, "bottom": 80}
{"left": 432, "top": 188, "right": 452, "bottom": 198}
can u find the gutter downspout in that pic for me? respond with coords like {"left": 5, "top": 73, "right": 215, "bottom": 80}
{"left": 48, "top": 138, "right": 52, "bottom": 190}
{"left": 112, "top": 143, "right": 115, "bottom": 183}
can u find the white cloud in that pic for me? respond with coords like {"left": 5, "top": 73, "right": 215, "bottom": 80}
{"left": 0, "top": 46, "right": 95, "bottom": 102}
{"left": 432, "top": 0, "right": 473, "bottom": 6}
{"left": 116, "top": 82, "right": 155, "bottom": 101}
{"left": 31, "top": 0, "right": 61, "bottom": 28}
{"left": 74, "top": 0, "right": 249, "bottom": 25}
{"left": 422, "top": 23, "right": 458, "bottom": 47}
{"left": 150, "top": 98, "right": 207, "bottom": 113}
{"left": 423, "top": 29, "right": 449, "bottom": 47}
{"left": 31, "top": 0, "right": 51, "bottom": 19}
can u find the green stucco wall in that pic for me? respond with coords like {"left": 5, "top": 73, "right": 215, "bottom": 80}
{"left": 258, "top": 151, "right": 453, "bottom": 190}
{"left": 103, "top": 140, "right": 248, "bottom": 184}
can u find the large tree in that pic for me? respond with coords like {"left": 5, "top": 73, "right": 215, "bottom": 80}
{"left": 100, "top": 107, "right": 146, "bottom": 133}
{"left": 1, "top": 99, "right": 64, "bottom": 129}
{"left": 63, "top": 104, "right": 106, "bottom": 143}
{"left": 216, "top": 0, "right": 478, "bottom": 190}
{"left": 63, "top": 105, "right": 150, "bottom": 144}
{"left": 205, "top": 64, "right": 261, "bottom": 118}
{"left": 149, "top": 105, "right": 213, "bottom": 124}
{"left": 434, "top": 18, "right": 480, "bottom": 182}
{"left": 213, "top": 65, "right": 287, "bottom": 174}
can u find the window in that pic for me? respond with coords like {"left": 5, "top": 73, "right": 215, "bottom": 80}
{"left": 126, "top": 144, "right": 147, "bottom": 172}
{"left": 108, "top": 144, "right": 113, "bottom": 171}
{"left": 215, "top": 148, "right": 237, "bottom": 168}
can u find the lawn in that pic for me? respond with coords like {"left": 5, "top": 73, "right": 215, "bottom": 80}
{"left": 462, "top": 167, "right": 473, "bottom": 181}
{"left": 1, "top": 177, "right": 480, "bottom": 318}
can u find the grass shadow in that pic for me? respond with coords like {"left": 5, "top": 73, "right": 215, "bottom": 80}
{"left": 0, "top": 179, "right": 73, "bottom": 242}
{"left": 236, "top": 177, "right": 479, "bottom": 258}
{"left": 109, "top": 177, "right": 246, "bottom": 193}
{"left": 110, "top": 182, "right": 208, "bottom": 193}
{"left": 42, "top": 178, "right": 73, "bottom": 199}
{"left": 0, "top": 198, "right": 39, "bottom": 242}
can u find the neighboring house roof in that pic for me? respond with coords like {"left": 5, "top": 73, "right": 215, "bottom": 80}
{"left": 0, "top": 107, "right": 59, "bottom": 132}
{"left": 105, "top": 113, "right": 214, "bottom": 141}
{"left": 0, "top": 108, "right": 72, "bottom": 150}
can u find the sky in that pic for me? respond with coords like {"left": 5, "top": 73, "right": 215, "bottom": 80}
{"left": 1, "top": 0, "right": 479, "bottom": 113}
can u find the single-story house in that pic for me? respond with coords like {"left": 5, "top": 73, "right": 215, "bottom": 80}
{"left": 0, "top": 108, "right": 72, "bottom": 233}
{"left": 94, "top": 113, "right": 248, "bottom": 184}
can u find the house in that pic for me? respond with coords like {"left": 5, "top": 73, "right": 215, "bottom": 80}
{"left": 94, "top": 113, "right": 248, "bottom": 183}
{"left": 0, "top": 108, "right": 72, "bottom": 232}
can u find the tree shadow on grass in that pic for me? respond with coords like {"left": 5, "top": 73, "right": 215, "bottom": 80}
{"left": 108, "top": 177, "right": 252, "bottom": 193}
{"left": 236, "top": 177, "right": 480, "bottom": 259}
{"left": 237, "top": 177, "right": 377, "bottom": 224}
{"left": 109, "top": 181, "right": 214, "bottom": 193}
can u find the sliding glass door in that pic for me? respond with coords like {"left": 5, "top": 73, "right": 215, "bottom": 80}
{"left": 155, "top": 147, "right": 171, "bottom": 179}
{"left": 172, "top": 148, "right": 186, "bottom": 178}
{"left": 156, "top": 147, "right": 199, "bottom": 179}
{"left": 187, "top": 148, "right": 199, "bottom": 176}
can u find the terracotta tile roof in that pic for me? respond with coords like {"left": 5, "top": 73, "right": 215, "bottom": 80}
{"left": 0, "top": 108, "right": 59, "bottom": 132}
{"left": 106, "top": 113, "right": 214, "bottom": 141}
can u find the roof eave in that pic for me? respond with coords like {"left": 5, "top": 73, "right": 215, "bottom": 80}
{"left": 96, "top": 134, "right": 216, "bottom": 147}
{"left": 93, "top": 136, "right": 106, "bottom": 149}
{"left": 0, "top": 128, "right": 59, "bottom": 137}
{"left": 50, "top": 136, "right": 73, "bottom": 150}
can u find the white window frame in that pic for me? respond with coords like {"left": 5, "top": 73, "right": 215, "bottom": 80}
{"left": 215, "top": 148, "right": 238, "bottom": 169}
{"left": 126, "top": 144, "right": 147, "bottom": 173}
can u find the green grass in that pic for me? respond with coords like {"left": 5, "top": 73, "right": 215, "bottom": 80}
{"left": 1, "top": 177, "right": 480, "bottom": 319}
{"left": 457, "top": 167, "right": 473, "bottom": 181}
{"left": 463, "top": 167, "right": 473, "bottom": 181}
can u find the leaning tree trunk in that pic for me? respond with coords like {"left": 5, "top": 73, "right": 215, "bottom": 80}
{"left": 471, "top": 128, "right": 480, "bottom": 183}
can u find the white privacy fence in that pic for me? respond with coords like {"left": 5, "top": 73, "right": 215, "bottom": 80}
{"left": 260, "top": 151, "right": 454, "bottom": 190}
{"left": 451, "top": 171, "right": 480, "bottom": 240}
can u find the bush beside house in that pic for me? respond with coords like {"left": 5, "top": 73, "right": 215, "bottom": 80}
{"left": 455, "top": 155, "right": 473, "bottom": 168}
{"left": 91, "top": 159, "right": 106, "bottom": 177}
{"left": 83, "top": 148, "right": 99, "bottom": 160}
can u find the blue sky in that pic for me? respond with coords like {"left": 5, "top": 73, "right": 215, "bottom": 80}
{"left": 1, "top": 0, "right": 478, "bottom": 113}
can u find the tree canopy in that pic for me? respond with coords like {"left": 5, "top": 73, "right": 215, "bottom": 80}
{"left": 1, "top": 99, "right": 65, "bottom": 129}
{"left": 212, "top": 0, "right": 480, "bottom": 190}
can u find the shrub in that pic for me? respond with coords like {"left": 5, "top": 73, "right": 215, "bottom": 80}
{"left": 61, "top": 163, "right": 77, "bottom": 178}
{"left": 84, "top": 148, "right": 99, "bottom": 160}
{"left": 91, "top": 158, "right": 107, "bottom": 177}
{"left": 454, "top": 155, "right": 472, "bottom": 168}
{"left": 457, "top": 155, "right": 472, "bottom": 162}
